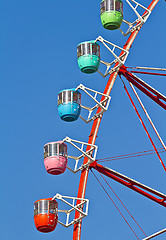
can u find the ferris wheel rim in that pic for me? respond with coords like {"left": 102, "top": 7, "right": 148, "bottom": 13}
{"left": 73, "top": 1, "right": 161, "bottom": 240}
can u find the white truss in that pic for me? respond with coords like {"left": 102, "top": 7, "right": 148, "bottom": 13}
{"left": 119, "top": 0, "right": 151, "bottom": 36}
{"left": 76, "top": 84, "right": 111, "bottom": 123}
{"left": 95, "top": 36, "right": 129, "bottom": 77}
{"left": 63, "top": 136, "right": 98, "bottom": 173}
{"left": 52, "top": 193, "right": 89, "bottom": 228}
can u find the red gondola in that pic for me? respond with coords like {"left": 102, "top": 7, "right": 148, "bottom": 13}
{"left": 34, "top": 198, "right": 58, "bottom": 233}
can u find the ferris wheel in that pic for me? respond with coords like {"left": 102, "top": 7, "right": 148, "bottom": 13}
{"left": 34, "top": 0, "right": 166, "bottom": 239}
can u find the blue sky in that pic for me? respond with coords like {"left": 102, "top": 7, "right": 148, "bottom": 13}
{"left": 0, "top": 0, "right": 166, "bottom": 239}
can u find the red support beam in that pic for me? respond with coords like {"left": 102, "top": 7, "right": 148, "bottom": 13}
{"left": 90, "top": 161, "right": 166, "bottom": 208}
{"left": 119, "top": 65, "right": 166, "bottom": 110}
{"left": 130, "top": 70, "right": 166, "bottom": 77}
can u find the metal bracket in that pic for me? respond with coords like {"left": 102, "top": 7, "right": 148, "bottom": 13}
{"left": 63, "top": 136, "right": 98, "bottom": 173}
{"left": 95, "top": 36, "right": 129, "bottom": 77}
{"left": 76, "top": 84, "right": 111, "bottom": 123}
{"left": 52, "top": 193, "right": 89, "bottom": 228}
{"left": 119, "top": 0, "right": 151, "bottom": 36}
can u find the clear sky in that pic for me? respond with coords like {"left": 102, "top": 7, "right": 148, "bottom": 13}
{"left": 0, "top": 0, "right": 166, "bottom": 239}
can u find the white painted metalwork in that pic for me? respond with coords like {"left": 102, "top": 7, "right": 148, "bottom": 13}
{"left": 142, "top": 228, "right": 166, "bottom": 240}
{"left": 95, "top": 36, "right": 129, "bottom": 77}
{"left": 119, "top": 0, "right": 151, "bottom": 36}
{"left": 52, "top": 193, "right": 89, "bottom": 228}
{"left": 76, "top": 84, "right": 111, "bottom": 123}
{"left": 63, "top": 136, "right": 98, "bottom": 173}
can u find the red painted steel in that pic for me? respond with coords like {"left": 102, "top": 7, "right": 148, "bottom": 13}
{"left": 119, "top": 65, "right": 166, "bottom": 110}
{"left": 90, "top": 161, "right": 166, "bottom": 208}
{"left": 130, "top": 70, "right": 166, "bottom": 76}
{"left": 91, "top": 169, "right": 141, "bottom": 240}
{"left": 73, "top": 1, "right": 160, "bottom": 239}
{"left": 123, "top": 83, "right": 166, "bottom": 172}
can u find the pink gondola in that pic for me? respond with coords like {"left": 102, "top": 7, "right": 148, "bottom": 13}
{"left": 44, "top": 141, "right": 67, "bottom": 175}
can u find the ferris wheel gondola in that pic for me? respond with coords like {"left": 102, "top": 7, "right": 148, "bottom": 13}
{"left": 58, "top": 88, "right": 81, "bottom": 122}
{"left": 100, "top": 0, "right": 123, "bottom": 30}
{"left": 34, "top": 198, "right": 58, "bottom": 233}
{"left": 77, "top": 41, "right": 100, "bottom": 74}
{"left": 44, "top": 141, "right": 67, "bottom": 175}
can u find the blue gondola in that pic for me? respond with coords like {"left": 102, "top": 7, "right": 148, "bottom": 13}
{"left": 58, "top": 88, "right": 81, "bottom": 122}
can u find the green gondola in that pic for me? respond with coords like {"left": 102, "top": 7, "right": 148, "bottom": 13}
{"left": 77, "top": 41, "right": 100, "bottom": 74}
{"left": 100, "top": 0, "right": 123, "bottom": 30}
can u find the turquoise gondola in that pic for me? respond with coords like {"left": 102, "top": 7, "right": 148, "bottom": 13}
{"left": 58, "top": 89, "right": 81, "bottom": 122}
{"left": 77, "top": 41, "right": 100, "bottom": 74}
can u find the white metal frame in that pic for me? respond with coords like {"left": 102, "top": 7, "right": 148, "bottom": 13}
{"left": 76, "top": 84, "right": 111, "bottom": 123}
{"left": 52, "top": 193, "right": 89, "bottom": 228}
{"left": 95, "top": 36, "right": 129, "bottom": 77}
{"left": 119, "top": 0, "right": 151, "bottom": 36}
{"left": 63, "top": 136, "right": 98, "bottom": 173}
